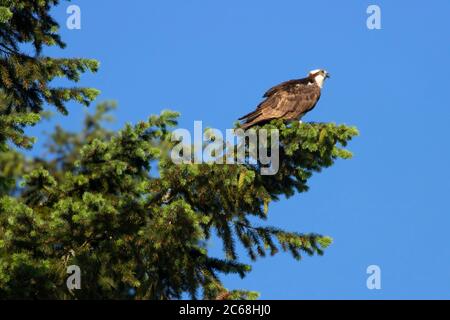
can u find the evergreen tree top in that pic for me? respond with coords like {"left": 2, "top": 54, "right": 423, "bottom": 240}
{"left": 0, "top": 0, "right": 99, "bottom": 149}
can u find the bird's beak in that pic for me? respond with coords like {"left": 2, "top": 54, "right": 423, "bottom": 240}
{"left": 325, "top": 73, "right": 331, "bottom": 79}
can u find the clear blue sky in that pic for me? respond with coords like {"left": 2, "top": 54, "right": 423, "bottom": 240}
{"left": 29, "top": 0, "right": 450, "bottom": 299}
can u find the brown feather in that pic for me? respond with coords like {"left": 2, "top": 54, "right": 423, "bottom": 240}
{"left": 239, "top": 77, "right": 322, "bottom": 129}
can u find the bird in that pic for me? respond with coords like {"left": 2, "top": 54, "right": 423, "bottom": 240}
{"left": 238, "top": 69, "right": 330, "bottom": 129}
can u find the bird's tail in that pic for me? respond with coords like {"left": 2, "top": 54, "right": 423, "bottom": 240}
{"left": 240, "top": 116, "right": 275, "bottom": 129}
{"left": 240, "top": 121, "right": 255, "bottom": 130}
{"left": 238, "top": 109, "right": 260, "bottom": 121}
{"left": 238, "top": 109, "right": 264, "bottom": 129}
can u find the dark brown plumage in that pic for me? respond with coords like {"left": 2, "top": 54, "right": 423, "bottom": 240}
{"left": 239, "top": 70, "right": 328, "bottom": 129}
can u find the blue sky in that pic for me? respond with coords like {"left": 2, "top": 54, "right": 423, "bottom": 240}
{"left": 29, "top": 0, "right": 450, "bottom": 299}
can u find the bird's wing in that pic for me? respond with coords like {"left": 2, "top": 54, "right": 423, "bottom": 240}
{"left": 240, "top": 83, "right": 320, "bottom": 121}
{"left": 268, "top": 84, "right": 320, "bottom": 117}
{"left": 263, "top": 77, "right": 311, "bottom": 98}
{"left": 239, "top": 79, "right": 311, "bottom": 121}
{"left": 285, "top": 83, "right": 322, "bottom": 116}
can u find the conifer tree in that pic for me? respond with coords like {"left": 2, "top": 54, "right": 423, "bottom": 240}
{"left": 0, "top": 1, "right": 359, "bottom": 299}
{"left": 0, "top": 0, "right": 99, "bottom": 151}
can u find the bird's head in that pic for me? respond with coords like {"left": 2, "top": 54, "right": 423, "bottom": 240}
{"left": 308, "top": 69, "right": 330, "bottom": 88}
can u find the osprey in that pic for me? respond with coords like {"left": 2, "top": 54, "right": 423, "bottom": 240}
{"left": 238, "top": 69, "right": 330, "bottom": 129}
